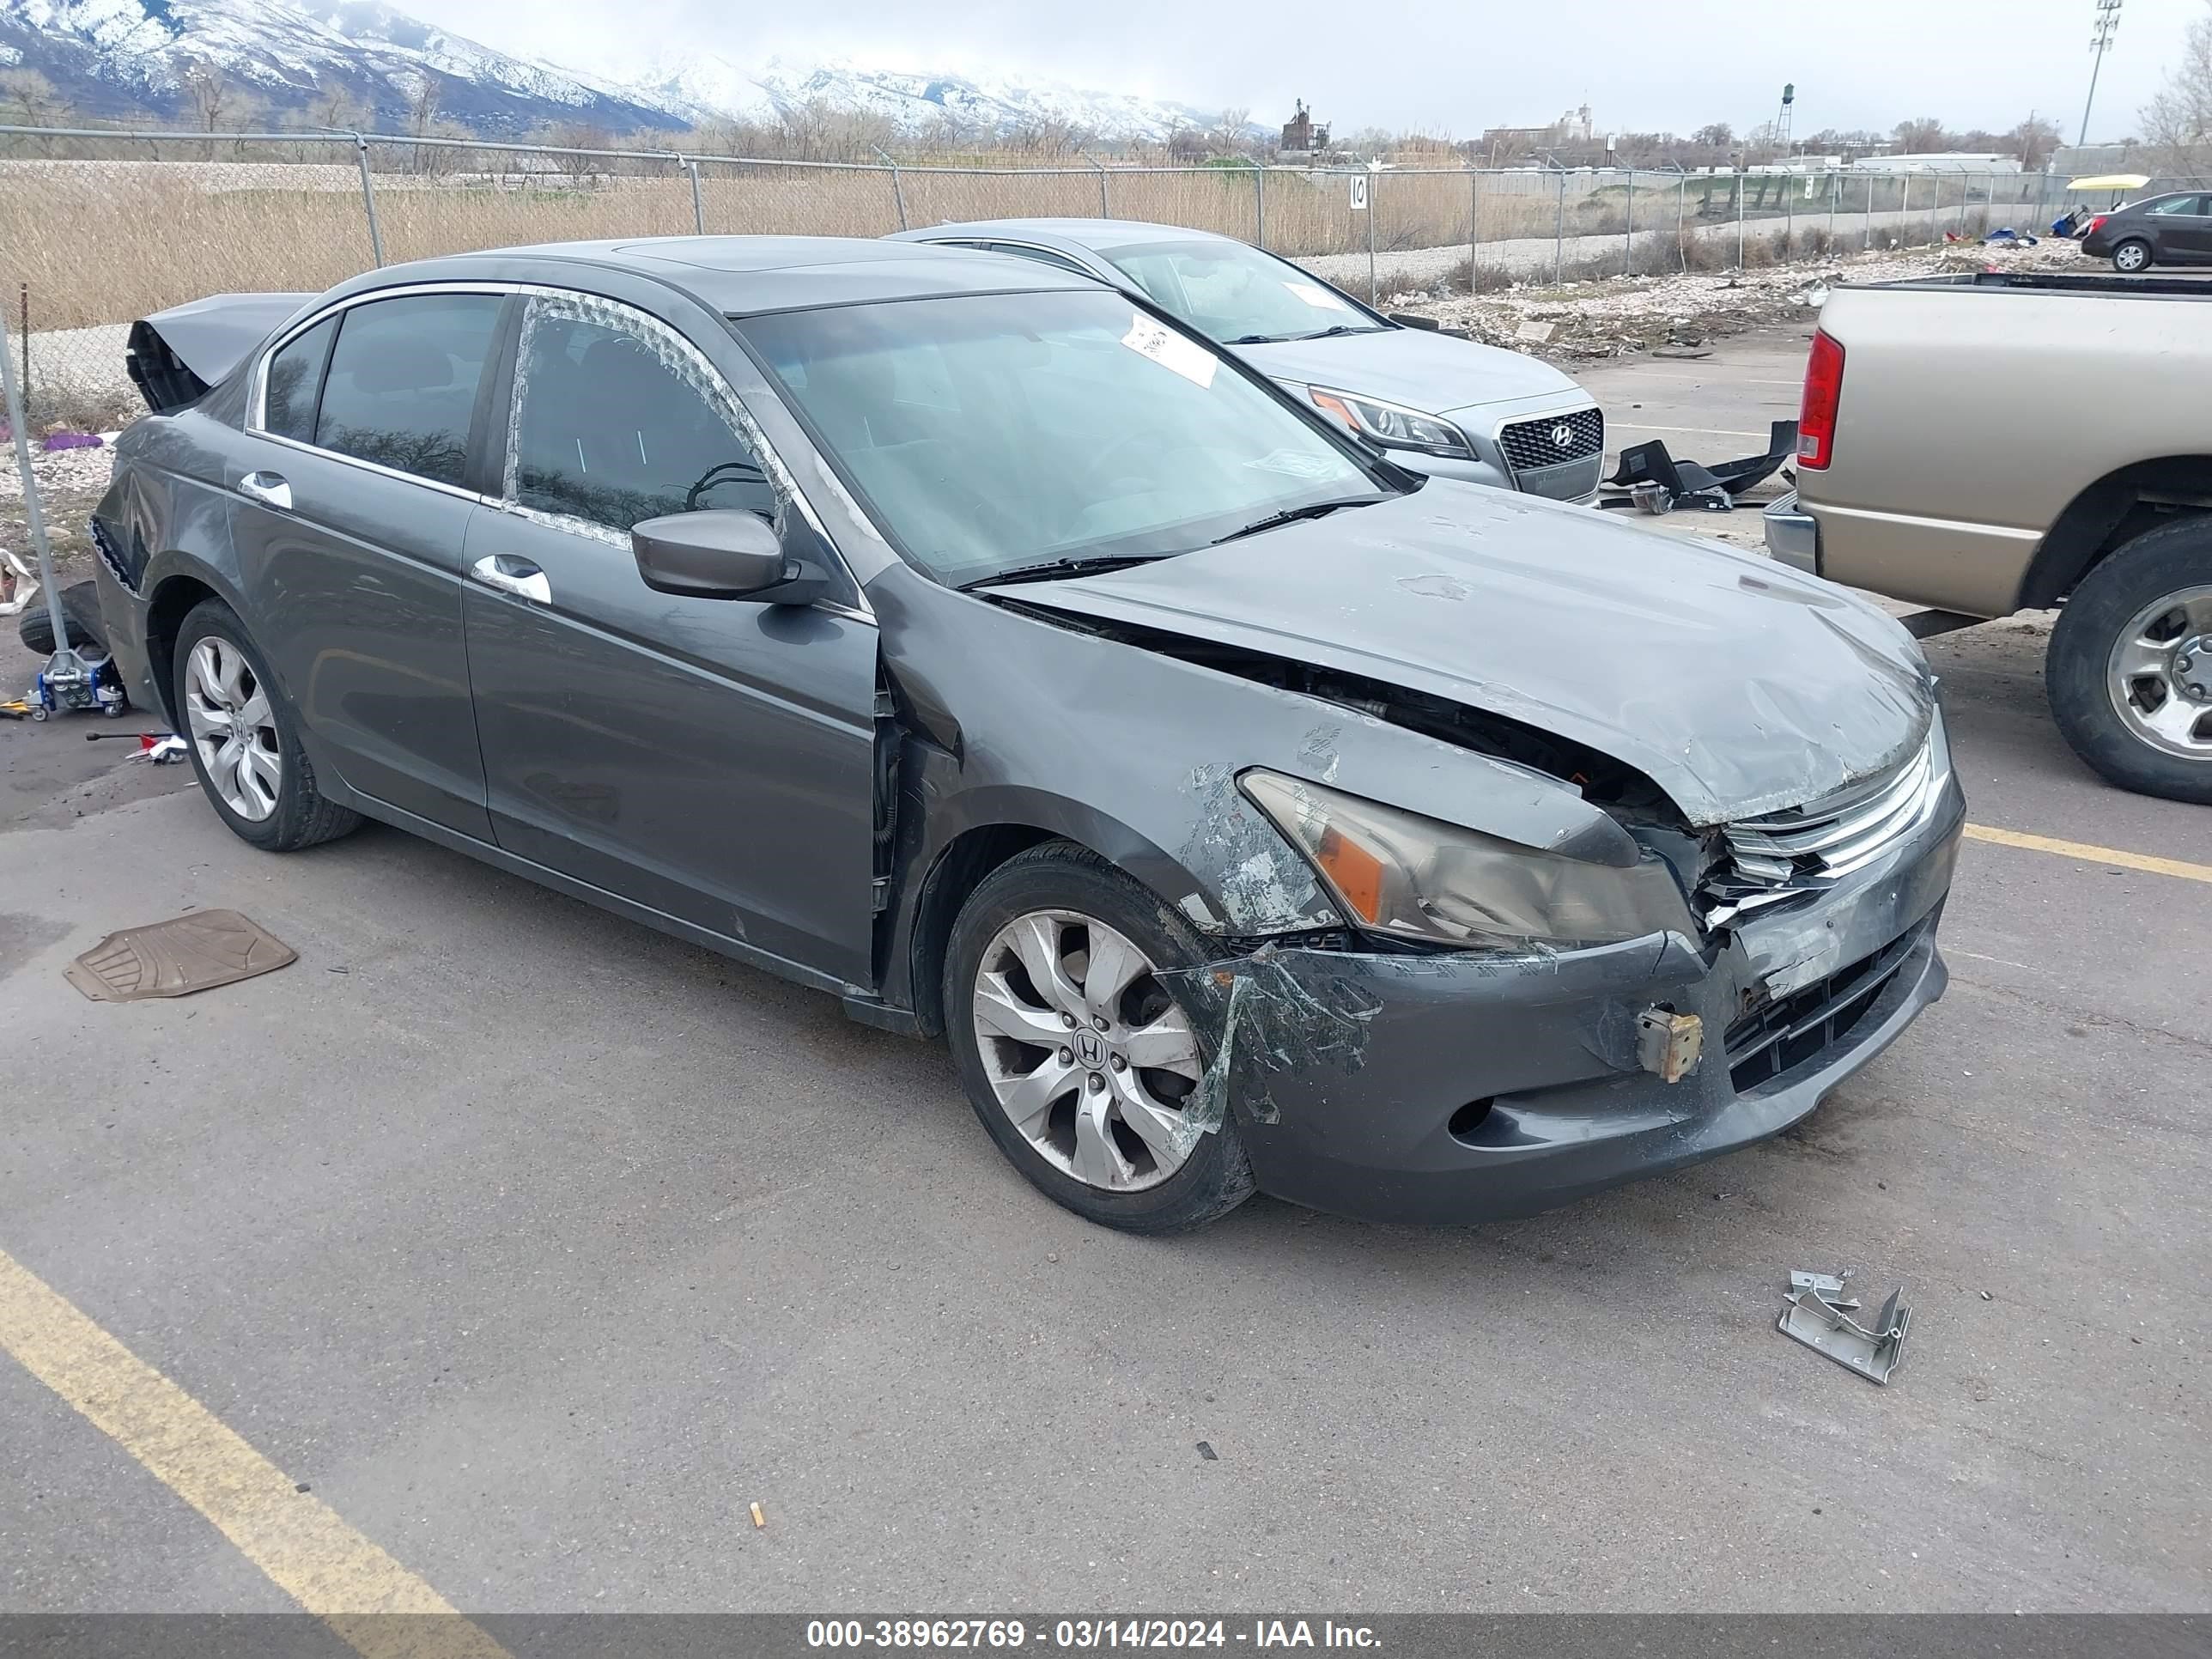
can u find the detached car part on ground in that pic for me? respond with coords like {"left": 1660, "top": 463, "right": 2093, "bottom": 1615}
{"left": 99, "top": 237, "right": 1960, "bottom": 1232}
{"left": 1768, "top": 270, "right": 2212, "bottom": 805}
{"left": 888, "top": 220, "right": 1607, "bottom": 505}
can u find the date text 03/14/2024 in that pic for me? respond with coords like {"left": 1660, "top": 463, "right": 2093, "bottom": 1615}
{"left": 804, "top": 1619, "right": 1382, "bottom": 1649}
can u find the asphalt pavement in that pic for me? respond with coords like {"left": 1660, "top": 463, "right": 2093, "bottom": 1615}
{"left": 2, "top": 330, "right": 2207, "bottom": 1623}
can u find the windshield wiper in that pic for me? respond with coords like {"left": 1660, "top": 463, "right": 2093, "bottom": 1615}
{"left": 1220, "top": 332, "right": 1280, "bottom": 345}
{"left": 1209, "top": 496, "right": 1379, "bottom": 545}
{"left": 963, "top": 554, "right": 1169, "bottom": 590}
{"left": 1289, "top": 324, "right": 1376, "bottom": 342}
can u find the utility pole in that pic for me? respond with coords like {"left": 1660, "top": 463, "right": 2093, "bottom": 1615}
{"left": 2080, "top": 0, "right": 2123, "bottom": 146}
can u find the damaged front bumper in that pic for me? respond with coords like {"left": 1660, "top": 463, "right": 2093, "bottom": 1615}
{"left": 1173, "top": 785, "right": 1961, "bottom": 1225}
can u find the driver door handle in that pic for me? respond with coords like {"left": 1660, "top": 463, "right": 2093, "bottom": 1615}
{"left": 239, "top": 471, "right": 292, "bottom": 511}
{"left": 471, "top": 554, "right": 552, "bottom": 605}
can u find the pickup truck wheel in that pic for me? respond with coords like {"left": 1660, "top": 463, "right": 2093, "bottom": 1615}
{"left": 2111, "top": 239, "right": 2153, "bottom": 273}
{"left": 944, "top": 841, "right": 1254, "bottom": 1233}
{"left": 2047, "top": 520, "right": 2212, "bottom": 804}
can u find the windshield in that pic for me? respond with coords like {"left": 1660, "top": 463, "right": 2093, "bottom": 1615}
{"left": 1100, "top": 239, "right": 1387, "bottom": 345}
{"left": 738, "top": 289, "right": 1389, "bottom": 586}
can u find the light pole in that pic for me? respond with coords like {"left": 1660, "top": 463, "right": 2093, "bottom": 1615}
{"left": 2080, "top": 0, "right": 2123, "bottom": 146}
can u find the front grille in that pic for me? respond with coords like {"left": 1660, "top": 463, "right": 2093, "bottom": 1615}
{"left": 1497, "top": 406, "right": 1604, "bottom": 474}
{"left": 1720, "top": 732, "right": 1944, "bottom": 895}
{"left": 1724, "top": 923, "right": 1924, "bottom": 1093}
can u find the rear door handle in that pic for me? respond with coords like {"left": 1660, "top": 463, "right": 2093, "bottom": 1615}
{"left": 470, "top": 554, "right": 551, "bottom": 605}
{"left": 239, "top": 471, "right": 292, "bottom": 511}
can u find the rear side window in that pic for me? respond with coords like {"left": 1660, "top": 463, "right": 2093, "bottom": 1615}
{"left": 985, "top": 242, "right": 1096, "bottom": 277}
{"left": 263, "top": 316, "right": 335, "bottom": 443}
{"left": 313, "top": 295, "right": 503, "bottom": 488}
{"left": 507, "top": 296, "right": 773, "bottom": 533}
{"left": 2148, "top": 195, "right": 2210, "bottom": 216}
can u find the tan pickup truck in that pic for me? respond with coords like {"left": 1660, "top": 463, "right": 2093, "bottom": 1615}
{"left": 1765, "top": 270, "right": 2212, "bottom": 805}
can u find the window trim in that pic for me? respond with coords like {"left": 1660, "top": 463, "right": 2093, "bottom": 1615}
{"left": 495, "top": 289, "right": 874, "bottom": 620}
{"left": 247, "top": 281, "right": 538, "bottom": 505}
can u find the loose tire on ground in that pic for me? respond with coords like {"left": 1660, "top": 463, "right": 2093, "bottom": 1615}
{"left": 172, "top": 598, "right": 362, "bottom": 851}
{"left": 15, "top": 579, "right": 106, "bottom": 654}
{"left": 943, "top": 840, "right": 1255, "bottom": 1233}
{"left": 2046, "top": 516, "right": 2212, "bottom": 805}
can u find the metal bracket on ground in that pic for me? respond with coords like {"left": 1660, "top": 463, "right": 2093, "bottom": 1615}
{"left": 1778, "top": 1271, "right": 1910, "bottom": 1386}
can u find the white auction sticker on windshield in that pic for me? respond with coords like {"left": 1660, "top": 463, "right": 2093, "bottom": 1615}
{"left": 1284, "top": 281, "right": 1351, "bottom": 311}
{"left": 1121, "top": 313, "right": 1218, "bottom": 388}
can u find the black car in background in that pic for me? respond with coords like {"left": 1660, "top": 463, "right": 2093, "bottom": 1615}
{"left": 2080, "top": 191, "right": 2212, "bottom": 271}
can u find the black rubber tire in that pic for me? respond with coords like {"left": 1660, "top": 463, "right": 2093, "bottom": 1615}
{"left": 172, "top": 599, "right": 363, "bottom": 851}
{"left": 2046, "top": 517, "right": 2212, "bottom": 805}
{"left": 2111, "top": 239, "right": 2153, "bottom": 274}
{"left": 16, "top": 578, "right": 105, "bottom": 654}
{"left": 943, "top": 841, "right": 1255, "bottom": 1234}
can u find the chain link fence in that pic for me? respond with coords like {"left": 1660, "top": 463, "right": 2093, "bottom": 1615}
{"left": 3, "top": 124, "right": 2205, "bottom": 433}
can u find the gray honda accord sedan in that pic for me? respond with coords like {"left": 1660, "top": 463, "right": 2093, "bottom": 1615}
{"left": 92, "top": 236, "right": 1961, "bottom": 1232}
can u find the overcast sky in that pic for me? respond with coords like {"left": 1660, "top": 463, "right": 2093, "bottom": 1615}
{"left": 416, "top": 0, "right": 2197, "bottom": 143}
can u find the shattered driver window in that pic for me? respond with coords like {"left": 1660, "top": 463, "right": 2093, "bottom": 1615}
{"left": 508, "top": 298, "right": 774, "bottom": 536}
{"left": 313, "top": 295, "right": 502, "bottom": 488}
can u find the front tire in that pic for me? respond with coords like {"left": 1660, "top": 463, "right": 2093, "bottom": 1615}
{"left": 2047, "top": 519, "right": 2212, "bottom": 804}
{"left": 2112, "top": 239, "right": 2153, "bottom": 273}
{"left": 173, "top": 599, "right": 362, "bottom": 850}
{"left": 944, "top": 842, "right": 1254, "bottom": 1233}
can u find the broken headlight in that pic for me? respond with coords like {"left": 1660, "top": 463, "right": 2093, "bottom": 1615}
{"left": 1306, "top": 386, "right": 1474, "bottom": 459}
{"left": 1241, "top": 770, "right": 1695, "bottom": 949}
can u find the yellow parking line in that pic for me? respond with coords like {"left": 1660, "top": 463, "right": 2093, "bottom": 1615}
{"left": 1964, "top": 823, "right": 2212, "bottom": 884}
{"left": 0, "top": 1247, "right": 508, "bottom": 1659}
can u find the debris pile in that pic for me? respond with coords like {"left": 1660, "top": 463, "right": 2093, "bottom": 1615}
{"left": 1392, "top": 240, "right": 2081, "bottom": 361}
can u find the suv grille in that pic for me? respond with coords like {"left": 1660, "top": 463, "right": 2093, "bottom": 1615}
{"left": 1498, "top": 406, "right": 1604, "bottom": 474}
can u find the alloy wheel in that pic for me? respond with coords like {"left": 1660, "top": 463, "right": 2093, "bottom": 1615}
{"left": 970, "top": 909, "right": 1204, "bottom": 1192}
{"left": 183, "top": 636, "right": 283, "bottom": 820}
{"left": 2106, "top": 584, "right": 2212, "bottom": 761}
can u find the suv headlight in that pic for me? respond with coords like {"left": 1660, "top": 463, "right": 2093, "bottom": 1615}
{"left": 1306, "top": 386, "right": 1474, "bottom": 459}
{"left": 1242, "top": 770, "right": 1694, "bottom": 948}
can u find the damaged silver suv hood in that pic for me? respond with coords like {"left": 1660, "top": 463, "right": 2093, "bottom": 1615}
{"left": 1006, "top": 482, "right": 1935, "bottom": 827}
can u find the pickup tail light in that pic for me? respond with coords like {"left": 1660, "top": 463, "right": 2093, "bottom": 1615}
{"left": 1798, "top": 329, "right": 1844, "bottom": 471}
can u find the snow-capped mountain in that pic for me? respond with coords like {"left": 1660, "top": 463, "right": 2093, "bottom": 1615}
{"left": 0, "top": 0, "right": 1249, "bottom": 143}
{"left": 0, "top": 0, "right": 680, "bottom": 132}
{"left": 626, "top": 52, "right": 1240, "bottom": 146}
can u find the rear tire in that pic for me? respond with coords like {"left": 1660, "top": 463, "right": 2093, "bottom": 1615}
{"left": 2046, "top": 518, "right": 2212, "bottom": 804}
{"left": 943, "top": 841, "right": 1254, "bottom": 1233}
{"left": 172, "top": 599, "right": 362, "bottom": 850}
{"left": 2111, "top": 239, "right": 2153, "bottom": 273}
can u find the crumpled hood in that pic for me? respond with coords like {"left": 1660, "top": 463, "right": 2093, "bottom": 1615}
{"left": 1238, "top": 325, "right": 1583, "bottom": 414}
{"left": 1006, "top": 483, "right": 1935, "bottom": 828}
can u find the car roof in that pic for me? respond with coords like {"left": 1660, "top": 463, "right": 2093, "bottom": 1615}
{"left": 319, "top": 234, "right": 1101, "bottom": 316}
{"left": 892, "top": 219, "right": 1240, "bottom": 257}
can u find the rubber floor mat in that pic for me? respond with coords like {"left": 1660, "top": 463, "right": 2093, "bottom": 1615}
{"left": 65, "top": 910, "right": 296, "bottom": 1002}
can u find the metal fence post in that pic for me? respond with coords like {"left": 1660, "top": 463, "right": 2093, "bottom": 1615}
{"left": 1827, "top": 170, "right": 1838, "bottom": 246}
{"left": 1553, "top": 169, "right": 1566, "bottom": 284}
{"left": 0, "top": 307, "right": 72, "bottom": 684}
{"left": 1087, "top": 156, "right": 1109, "bottom": 218}
{"left": 1677, "top": 173, "right": 1687, "bottom": 271}
{"left": 1468, "top": 169, "right": 1480, "bottom": 293}
{"left": 870, "top": 146, "right": 907, "bottom": 231}
{"left": 681, "top": 156, "right": 706, "bottom": 234}
{"left": 352, "top": 131, "right": 385, "bottom": 267}
{"left": 1735, "top": 168, "right": 1745, "bottom": 267}
{"left": 1784, "top": 168, "right": 1795, "bottom": 258}
{"left": 1624, "top": 167, "right": 1635, "bottom": 275}
{"left": 1253, "top": 162, "right": 1265, "bottom": 249}
{"left": 16, "top": 283, "right": 26, "bottom": 422}
{"left": 1865, "top": 173, "right": 1875, "bottom": 248}
{"left": 1368, "top": 170, "right": 1379, "bottom": 302}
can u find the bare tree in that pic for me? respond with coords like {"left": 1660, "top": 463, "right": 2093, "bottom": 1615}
{"left": 180, "top": 63, "right": 233, "bottom": 158}
{"left": 1892, "top": 116, "right": 1951, "bottom": 154}
{"left": 1691, "top": 122, "right": 1734, "bottom": 149}
{"left": 2006, "top": 113, "right": 2062, "bottom": 170}
{"left": 2142, "top": 0, "right": 2212, "bottom": 172}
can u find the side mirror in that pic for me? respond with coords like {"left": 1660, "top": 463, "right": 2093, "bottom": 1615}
{"left": 631, "top": 510, "right": 795, "bottom": 601}
{"left": 1387, "top": 312, "right": 1442, "bottom": 331}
